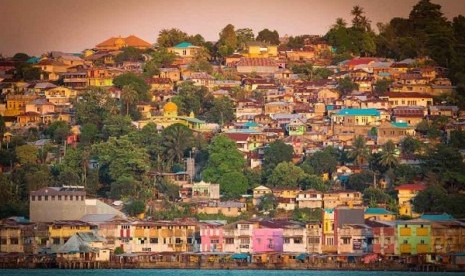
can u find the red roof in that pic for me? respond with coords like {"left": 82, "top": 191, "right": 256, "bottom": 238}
{"left": 237, "top": 58, "right": 277, "bottom": 67}
{"left": 224, "top": 133, "right": 251, "bottom": 142}
{"left": 395, "top": 184, "right": 426, "bottom": 191}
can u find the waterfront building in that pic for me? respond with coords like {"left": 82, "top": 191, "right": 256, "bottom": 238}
{"left": 223, "top": 220, "right": 256, "bottom": 253}
{"left": 200, "top": 221, "right": 225, "bottom": 253}
{"left": 395, "top": 184, "right": 426, "bottom": 218}
{"left": 366, "top": 220, "right": 396, "bottom": 256}
{"left": 395, "top": 219, "right": 431, "bottom": 255}
{"left": 47, "top": 220, "right": 95, "bottom": 253}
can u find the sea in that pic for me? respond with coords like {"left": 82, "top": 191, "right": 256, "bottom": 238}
{"left": 0, "top": 270, "right": 459, "bottom": 276}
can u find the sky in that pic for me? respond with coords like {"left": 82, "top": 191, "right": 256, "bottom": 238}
{"left": 1, "top": 0, "right": 465, "bottom": 56}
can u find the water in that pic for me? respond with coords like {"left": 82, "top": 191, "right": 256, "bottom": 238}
{"left": 0, "top": 270, "right": 458, "bottom": 276}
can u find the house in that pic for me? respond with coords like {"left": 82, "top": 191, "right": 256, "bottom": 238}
{"left": 377, "top": 121, "right": 416, "bottom": 145}
{"left": 236, "top": 58, "right": 279, "bottom": 75}
{"left": 332, "top": 108, "right": 381, "bottom": 130}
{"left": 200, "top": 221, "right": 225, "bottom": 252}
{"left": 191, "top": 181, "right": 220, "bottom": 201}
{"left": 156, "top": 67, "right": 181, "bottom": 82}
{"left": 395, "top": 184, "right": 426, "bottom": 218}
{"left": 306, "top": 221, "right": 323, "bottom": 253}
{"left": 396, "top": 219, "right": 431, "bottom": 255}
{"left": 87, "top": 68, "right": 114, "bottom": 87}
{"left": 337, "top": 224, "right": 372, "bottom": 254}
{"left": 223, "top": 220, "right": 256, "bottom": 253}
{"left": 296, "top": 190, "right": 323, "bottom": 209}
{"left": 95, "top": 35, "right": 152, "bottom": 51}
{"left": 34, "top": 59, "right": 68, "bottom": 81}
{"left": 429, "top": 105, "right": 459, "bottom": 118}
{"left": 429, "top": 220, "right": 465, "bottom": 254}
{"left": 196, "top": 201, "right": 246, "bottom": 217}
{"left": 385, "top": 92, "right": 433, "bottom": 108}
{"left": 243, "top": 42, "right": 278, "bottom": 58}
{"left": 47, "top": 220, "right": 96, "bottom": 253}
{"left": 322, "top": 190, "right": 363, "bottom": 209}
{"left": 252, "top": 225, "right": 283, "bottom": 253}
{"left": 56, "top": 231, "right": 109, "bottom": 262}
{"left": 365, "top": 220, "right": 396, "bottom": 255}
{"left": 146, "top": 77, "right": 173, "bottom": 92}
{"left": 253, "top": 185, "right": 272, "bottom": 206}
{"left": 168, "top": 42, "right": 201, "bottom": 64}
{"left": 364, "top": 208, "right": 396, "bottom": 221}
{"left": 392, "top": 106, "right": 426, "bottom": 126}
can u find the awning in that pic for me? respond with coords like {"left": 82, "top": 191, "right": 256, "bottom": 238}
{"left": 232, "top": 253, "right": 249, "bottom": 260}
{"left": 296, "top": 253, "right": 308, "bottom": 261}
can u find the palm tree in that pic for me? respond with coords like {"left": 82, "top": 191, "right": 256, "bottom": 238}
{"left": 380, "top": 140, "right": 398, "bottom": 169}
{"left": 351, "top": 5, "right": 364, "bottom": 27}
{"left": 161, "top": 123, "right": 194, "bottom": 167}
{"left": 121, "top": 84, "right": 138, "bottom": 116}
{"left": 349, "top": 135, "right": 369, "bottom": 166}
{"left": 333, "top": 18, "right": 347, "bottom": 29}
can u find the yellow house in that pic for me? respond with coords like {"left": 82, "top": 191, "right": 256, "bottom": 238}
{"left": 48, "top": 220, "right": 94, "bottom": 253}
{"left": 272, "top": 187, "right": 301, "bottom": 199}
{"left": 243, "top": 42, "right": 278, "bottom": 58}
{"left": 168, "top": 42, "right": 201, "bottom": 64}
{"left": 364, "top": 208, "right": 396, "bottom": 221}
{"left": 385, "top": 92, "right": 433, "bottom": 108}
{"left": 2, "top": 94, "right": 38, "bottom": 116}
{"left": 87, "top": 68, "right": 114, "bottom": 87}
{"left": 34, "top": 59, "right": 69, "bottom": 81}
{"left": 395, "top": 184, "right": 426, "bottom": 218}
{"left": 396, "top": 219, "right": 431, "bottom": 255}
{"left": 322, "top": 208, "right": 336, "bottom": 253}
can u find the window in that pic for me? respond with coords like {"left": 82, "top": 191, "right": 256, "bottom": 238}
{"left": 240, "top": 224, "right": 250, "bottom": 230}
{"left": 308, "top": 237, "right": 320, "bottom": 244}
{"left": 211, "top": 239, "right": 219, "bottom": 244}
{"left": 150, "top": 238, "right": 158, "bottom": 244}
{"left": 1, "top": 238, "right": 7, "bottom": 245}
{"left": 240, "top": 238, "right": 250, "bottom": 244}
{"left": 225, "top": 238, "right": 234, "bottom": 244}
{"left": 31, "top": 196, "right": 35, "bottom": 201}
{"left": 342, "top": 237, "right": 351, "bottom": 245}
{"left": 175, "top": 238, "right": 182, "bottom": 244}
{"left": 326, "top": 237, "right": 334, "bottom": 245}
{"left": 53, "top": 238, "right": 60, "bottom": 245}
{"left": 294, "top": 238, "right": 302, "bottom": 244}
{"left": 420, "top": 240, "right": 425, "bottom": 244}
{"left": 10, "top": 238, "right": 19, "bottom": 245}
{"left": 284, "top": 238, "right": 290, "bottom": 244}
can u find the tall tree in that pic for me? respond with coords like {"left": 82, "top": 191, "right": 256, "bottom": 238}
{"left": 262, "top": 140, "right": 294, "bottom": 179}
{"left": 217, "top": 24, "right": 238, "bottom": 57}
{"left": 121, "top": 84, "right": 138, "bottom": 116}
{"left": 256, "top": 29, "right": 280, "bottom": 45}
{"left": 268, "top": 162, "right": 306, "bottom": 188}
{"left": 349, "top": 135, "right": 369, "bottom": 166}
{"left": 161, "top": 124, "right": 194, "bottom": 166}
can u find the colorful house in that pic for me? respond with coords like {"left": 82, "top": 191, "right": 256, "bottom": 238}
{"left": 47, "top": 220, "right": 95, "bottom": 253}
{"left": 168, "top": 42, "right": 201, "bottom": 64}
{"left": 366, "top": 220, "right": 396, "bottom": 256}
{"left": 200, "top": 222, "right": 225, "bottom": 252}
{"left": 332, "top": 108, "right": 381, "bottom": 127}
{"left": 396, "top": 219, "right": 431, "bottom": 255}
{"left": 395, "top": 184, "right": 426, "bottom": 218}
{"left": 252, "top": 185, "right": 272, "bottom": 206}
{"left": 364, "top": 208, "right": 396, "bottom": 221}
{"left": 252, "top": 227, "right": 283, "bottom": 253}
{"left": 243, "top": 42, "right": 278, "bottom": 58}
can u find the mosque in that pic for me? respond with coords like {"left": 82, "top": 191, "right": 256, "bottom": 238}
{"left": 134, "top": 102, "right": 219, "bottom": 132}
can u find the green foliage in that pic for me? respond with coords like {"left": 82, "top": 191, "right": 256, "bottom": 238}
{"left": 115, "top": 47, "right": 144, "bottom": 63}
{"left": 373, "top": 79, "right": 392, "bottom": 95}
{"left": 171, "top": 81, "right": 213, "bottom": 116}
{"left": 262, "top": 140, "right": 294, "bottom": 179}
{"left": 413, "top": 184, "right": 448, "bottom": 213}
{"left": 268, "top": 162, "right": 306, "bottom": 188}
{"left": 45, "top": 121, "right": 70, "bottom": 143}
{"left": 202, "top": 135, "right": 247, "bottom": 198}
{"left": 11, "top": 163, "right": 51, "bottom": 200}
{"left": 74, "top": 88, "right": 119, "bottom": 130}
{"left": 292, "top": 208, "right": 322, "bottom": 222}
{"left": 337, "top": 77, "right": 359, "bottom": 95}
{"left": 114, "top": 247, "right": 124, "bottom": 255}
{"left": 15, "top": 144, "right": 38, "bottom": 164}
{"left": 363, "top": 187, "right": 392, "bottom": 207}
{"left": 301, "top": 147, "right": 338, "bottom": 177}
{"left": 161, "top": 123, "right": 194, "bottom": 167}
{"left": 144, "top": 48, "right": 177, "bottom": 76}
{"left": 102, "top": 115, "right": 135, "bottom": 139}
{"left": 12, "top": 53, "right": 30, "bottom": 62}
{"left": 80, "top": 123, "right": 99, "bottom": 145}
{"left": 113, "top": 72, "right": 150, "bottom": 102}
{"left": 299, "top": 174, "right": 327, "bottom": 191}
{"left": 204, "top": 96, "right": 235, "bottom": 124}
{"left": 379, "top": 140, "right": 399, "bottom": 169}
{"left": 256, "top": 29, "right": 280, "bottom": 45}
{"left": 217, "top": 24, "right": 238, "bottom": 57}
{"left": 347, "top": 170, "right": 374, "bottom": 192}
{"left": 348, "top": 136, "right": 369, "bottom": 166}
{"left": 155, "top": 179, "right": 180, "bottom": 201}
{"left": 393, "top": 164, "right": 421, "bottom": 185}
{"left": 124, "top": 200, "right": 146, "bottom": 216}
{"left": 449, "top": 130, "right": 465, "bottom": 149}
{"left": 235, "top": 28, "right": 255, "bottom": 49}
{"left": 157, "top": 28, "right": 206, "bottom": 48}
{"left": 257, "top": 193, "right": 277, "bottom": 212}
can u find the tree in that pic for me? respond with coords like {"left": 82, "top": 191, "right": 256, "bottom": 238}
{"left": 373, "top": 79, "right": 392, "bottom": 95}
{"left": 219, "top": 171, "right": 248, "bottom": 199}
{"left": 292, "top": 208, "right": 322, "bottom": 222}
{"left": 413, "top": 183, "right": 447, "bottom": 213}
{"left": 379, "top": 140, "right": 398, "bottom": 169}
{"left": 102, "top": 115, "right": 134, "bottom": 139}
{"left": 115, "top": 47, "right": 144, "bottom": 63}
{"left": 202, "top": 135, "right": 247, "bottom": 197}
{"left": 157, "top": 28, "right": 189, "bottom": 48}
{"left": 337, "top": 77, "right": 359, "bottom": 95}
{"left": 204, "top": 96, "right": 235, "bottom": 125}
{"left": 235, "top": 28, "right": 255, "bottom": 49}
{"left": 74, "top": 87, "right": 119, "bottom": 130}
{"left": 124, "top": 200, "right": 146, "bottom": 216}
{"left": 46, "top": 121, "right": 70, "bottom": 144}
{"left": 15, "top": 144, "right": 38, "bottom": 164}
{"left": 144, "top": 48, "right": 177, "bottom": 76}
{"left": 257, "top": 193, "right": 277, "bottom": 213}
{"left": 363, "top": 187, "right": 392, "bottom": 207}
{"left": 301, "top": 147, "right": 338, "bottom": 177}
{"left": 299, "top": 174, "right": 327, "bottom": 191}
{"left": 347, "top": 170, "right": 374, "bottom": 192}
{"left": 400, "top": 136, "right": 421, "bottom": 158}
{"left": 121, "top": 84, "right": 138, "bottom": 116}
{"left": 113, "top": 72, "right": 149, "bottom": 102}
{"left": 349, "top": 136, "right": 369, "bottom": 166}
{"left": 217, "top": 24, "right": 238, "bottom": 57}
{"left": 268, "top": 162, "right": 306, "bottom": 188}
{"left": 256, "top": 29, "right": 280, "bottom": 45}
{"left": 80, "top": 123, "right": 99, "bottom": 145}
{"left": 171, "top": 81, "right": 213, "bottom": 116}
{"left": 161, "top": 123, "right": 194, "bottom": 166}
{"left": 12, "top": 53, "right": 30, "bottom": 62}
{"left": 262, "top": 140, "right": 294, "bottom": 179}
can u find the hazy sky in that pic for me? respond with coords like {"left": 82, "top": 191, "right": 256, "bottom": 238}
{"left": 1, "top": 0, "right": 465, "bottom": 56}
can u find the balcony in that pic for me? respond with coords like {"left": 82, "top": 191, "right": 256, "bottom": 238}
{"left": 400, "top": 227, "right": 411, "bottom": 236}
{"left": 400, "top": 244, "right": 411, "bottom": 254}
{"left": 416, "top": 228, "right": 428, "bottom": 236}
{"left": 417, "top": 244, "right": 429, "bottom": 254}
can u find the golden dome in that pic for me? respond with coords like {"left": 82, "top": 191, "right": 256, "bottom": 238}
{"left": 163, "top": 102, "right": 178, "bottom": 113}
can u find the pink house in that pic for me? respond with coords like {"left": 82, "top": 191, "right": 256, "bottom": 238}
{"left": 200, "top": 222, "right": 225, "bottom": 252}
{"left": 252, "top": 227, "right": 283, "bottom": 253}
